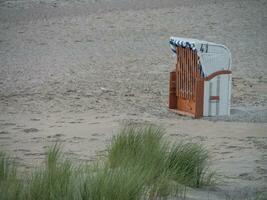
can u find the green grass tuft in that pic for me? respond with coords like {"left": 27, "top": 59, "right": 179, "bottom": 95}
{"left": 26, "top": 144, "right": 76, "bottom": 200}
{"left": 0, "top": 152, "right": 23, "bottom": 200}
{"left": 107, "top": 124, "right": 167, "bottom": 170}
{"left": 80, "top": 164, "right": 146, "bottom": 200}
{"left": 0, "top": 124, "right": 216, "bottom": 200}
{"left": 107, "top": 123, "right": 214, "bottom": 188}
{"left": 167, "top": 141, "right": 215, "bottom": 187}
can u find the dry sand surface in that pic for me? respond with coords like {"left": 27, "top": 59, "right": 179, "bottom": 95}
{"left": 0, "top": 0, "right": 267, "bottom": 199}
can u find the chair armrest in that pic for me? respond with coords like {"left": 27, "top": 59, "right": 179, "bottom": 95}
{"left": 204, "top": 70, "right": 232, "bottom": 81}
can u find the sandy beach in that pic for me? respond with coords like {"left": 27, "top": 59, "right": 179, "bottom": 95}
{"left": 0, "top": 0, "right": 267, "bottom": 199}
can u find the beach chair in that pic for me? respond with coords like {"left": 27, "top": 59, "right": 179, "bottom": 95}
{"left": 169, "top": 37, "right": 232, "bottom": 118}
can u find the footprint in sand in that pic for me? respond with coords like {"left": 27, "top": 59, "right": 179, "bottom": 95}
{"left": 92, "top": 133, "right": 103, "bottom": 137}
{"left": 55, "top": 121, "right": 65, "bottom": 124}
{"left": 0, "top": 136, "right": 11, "bottom": 140}
{"left": 23, "top": 128, "right": 39, "bottom": 133}
{"left": 227, "top": 145, "right": 238, "bottom": 149}
{"left": 47, "top": 133, "right": 65, "bottom": 138}
{"left": 238, "top": 173, "right": 257, "bottom": 181}
{"left": 169, "top": 133, "right": 180, "bottom": 137}
{"left": 256, "top": 166, "right": 267, "bottom": 175}
{"left": 53, "top": 133, "right": 64, "bottom": 138}
{"left": 88, "top": 122, "right": 100, "bottom": 125}
{"left": 96, "top": 149, "right": 107, "bottom": 156}
{"left": 24, "top": 152, "right": 45, "bottom": 156}
{"left": 72, "top": 136, "right": 84, "bottom": 140}
{"left": 69, "top": 121, "right": 82, "bottom": 124}
{"left": 67, "top": 136, "right": 85, "bottom": 143}
{"left": 246, "top": 136, "right": 257, "bottom": 139}
{"left": 169, "top": 133, "right": 187, "bottom": 137}
{"left": 221, "top": 151, "right": 232, "bottom": 154}
{"left": 32, "top": 136, "right": 43, "bottom": 140}
{"left": 195, "top": 135, "right": 208, "bottom": 141}
{"left": 1, "top": 122, "right": 16, "bottom": 127}
{"left": 0, "top": 131, "right": 9, "bottom": 135}
{"left": 90, "top": 138, "right": 99, "bottom": 141}
{"left": 14, "top": 149, "right": 31, "bottom": 153}
{"left": 30, "top": 118, "right": 41, "bottom": 121}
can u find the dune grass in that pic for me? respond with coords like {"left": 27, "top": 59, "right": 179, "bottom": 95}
{"left": 80, "top": 164, "right": 146, "bottom": 200}
{"left": 0, "top": 152, "right": 23, "bottom": 200}
{"left": 107, "top": 124, "right": 214, "bottom": 188}
{"left": 107, "top": 125, "right": 168, "bottom": 182}
{"left": 26, "top": 144, "right": 76, "bottom": 200}
{"left": 0, "top": 123, "right": 215, "bottom": 200}
{"left": 167, "top": 141, "right": 215, "bottom": 187}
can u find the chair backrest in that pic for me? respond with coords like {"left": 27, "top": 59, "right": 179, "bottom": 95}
{"left": 176, "top": 46, "right": 201, "bottom": 100}
{"left": 174, "top": 46, "right": 204, "bottom": 118}
{"left": 170, "top": 37, "right": 232, "bottom": 77}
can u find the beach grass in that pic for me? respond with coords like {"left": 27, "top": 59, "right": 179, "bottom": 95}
{"left": 80, "top": 164, "right": 146, "bottom": 200}
{"left": 0, "top": 152, "right": 23, "bottom": 200}
{"left": 107, "top": 124, "right": 168, "bottom": 178}
{"left": 107, "top": 123, "right": 214, "bottom": 188}
{"left": 0, "top": 124, "right": 215, "bottom": 200}
{"left": 167, "top": 141, "right": 215, "bottom": 187}
{"left": 26, "top": 144, "right": 76, "bottom": 200}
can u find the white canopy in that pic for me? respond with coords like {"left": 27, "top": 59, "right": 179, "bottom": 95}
{"left": 169, "top": 37, "right": 231, "bottom": 77}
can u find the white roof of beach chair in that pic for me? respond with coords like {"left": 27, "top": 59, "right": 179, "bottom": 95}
{"left": 169, "top": 37, "right": 231, "bottom": 77}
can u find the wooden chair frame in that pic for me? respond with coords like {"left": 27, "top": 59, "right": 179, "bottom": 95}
{"left": 169, "top": 47, "right": 231, "bottom": 118}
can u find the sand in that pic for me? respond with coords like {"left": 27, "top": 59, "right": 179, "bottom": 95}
{"left": 0, "top": 0, "right": 267, "bottom": 199}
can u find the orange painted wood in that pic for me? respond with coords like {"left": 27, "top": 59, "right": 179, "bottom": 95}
{"left": 204, "top": 70, "right": 232, "bottom": 81}
{"left": 169, "top": 109, "right": 195, "bottom": 117}
{"left": 195, "top": 78, "right": 204, "bottom": 118}
{"left": 169, "top": 71, "right": 177, "bottom": 109}
{"left": 169, "top": 46, "right": 204, "bottom": 118}
{"left": 177, "top": 98, "right": 196, "bottom": 114}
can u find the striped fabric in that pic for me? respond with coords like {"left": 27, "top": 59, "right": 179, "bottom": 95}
{"left": 169, "top": 37, "right": 231, "bottom": 77}
{"left": 169, "top": 37, "right": 197, "bottom": 53}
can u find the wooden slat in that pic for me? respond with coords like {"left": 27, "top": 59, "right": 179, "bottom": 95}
{"left": 186, "top": 49, "right": 189, "bottom": 99}
{"left": 177, "top": 48, "right": 179, "bottom": 97}
{"left": 193, "top": 51, "right": 197, "bottom": 100}
{"left": 180, "top": 47, "right": 183, "bottom": 98}
{"left": 175, "top": 47, "right": 203, "bottom": 103}
{"left": 171, "top": 47, "right": 204, "bottom": 118}
{"left": 184, "top": 49, "right": 187, "bottom": 99}
{"left": 189, "top": 51, "right": 193, "bottom": 100}
{"left": 185, "top": 48, "right": 187, "bottom": 98}
{"left": 169, "top": 71, "right": 177, "bottom": 109}
{"left": 181, "top": 48, "right": 183, "bottom": 97}
{"left": 188, "top": 49, "right": 190, "bottom": 99}
{"left": 195, "top": 78, "right": 204, "bottom": 118}
{"left": 178, "top": 47, "right": 181, "bottom": 98}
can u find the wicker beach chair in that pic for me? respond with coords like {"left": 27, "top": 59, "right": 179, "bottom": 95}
{"left": 169, "top": 37, "right": 232, "bottom": 118}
